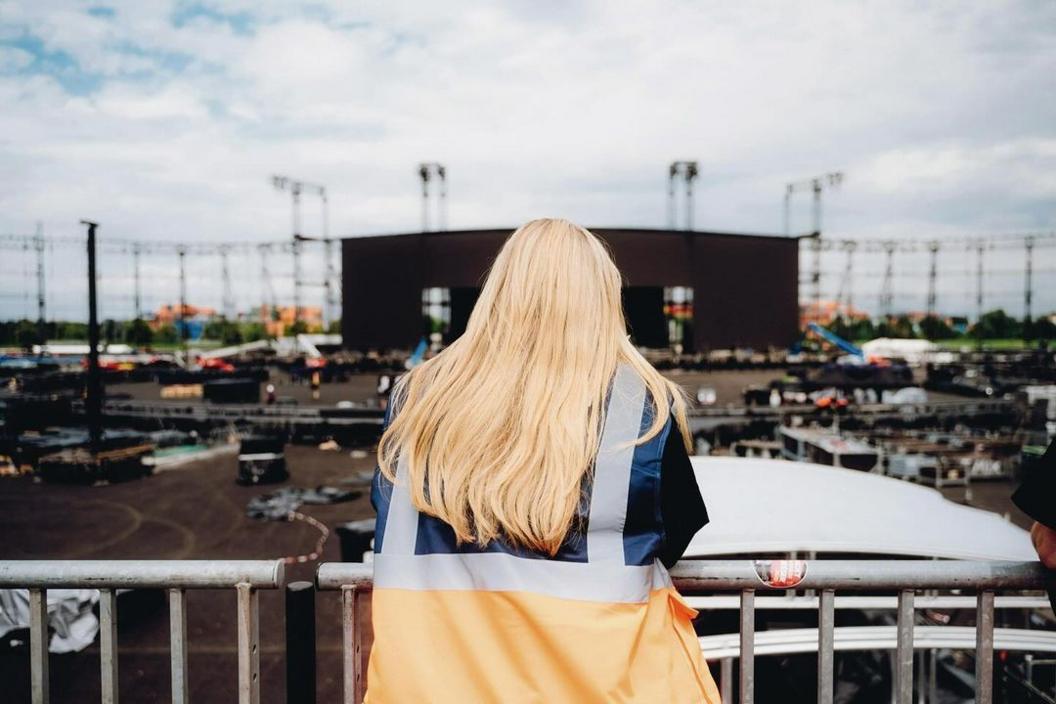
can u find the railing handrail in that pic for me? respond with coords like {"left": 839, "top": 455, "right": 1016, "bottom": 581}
{"left": 314, "top": 559, "right": 1052, "bottom": 704}
{"left": 315, "top": 559, "right": 1049, "bottom": 592}
{"left": 668, "top": 559, "right": 1047, "bottom": 591}
{"left": 0, "top": 559, "right": 285, "bottom": 589}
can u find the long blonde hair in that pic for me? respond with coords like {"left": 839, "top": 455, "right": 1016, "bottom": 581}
{"left": 378, "top": 218, "right": 691, "bottom": 554}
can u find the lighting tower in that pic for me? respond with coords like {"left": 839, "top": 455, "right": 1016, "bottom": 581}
{"left": 783, "top": 172, "right": 844, "bottom": 237}
{"left": 33, "top": 222, "right": 45, "bottom": 330}
{"left": 1025, "top": 235, "right": 1035, "bottom": 326}
{"left": 926, "top": 241, "right": 940, "bottom": 317}
{"left": 667, "top": 161, "right": 699, "bottom": 230}
{"left": 272, "top": 175, "right": 329, "bottom": 329}
{"left": 784, "top": 171, "right": 844, "bottom": 317}
{"left": 418, "top": 163, "right": 447, "bottom": 232}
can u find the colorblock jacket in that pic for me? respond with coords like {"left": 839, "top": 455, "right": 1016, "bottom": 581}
{"left": 368, "top": 365, "right": 720, "bottom": 703}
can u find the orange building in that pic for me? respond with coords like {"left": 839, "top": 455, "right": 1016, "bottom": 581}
{"left": 258, "top": 305, "right": 324, "bottom": 337}
{"left": 799, "top": 299, "right": 870, "bottom": 328}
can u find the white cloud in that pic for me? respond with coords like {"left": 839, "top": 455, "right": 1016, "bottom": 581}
{"left": 0, "top": 0, "right": 1054, "bottom": 319}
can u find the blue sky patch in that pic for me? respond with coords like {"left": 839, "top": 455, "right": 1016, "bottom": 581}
{"left": 0, "top": 31, "right": 102, "bottom": 95}
{"left": 86, "top": 6, "right": 116, "bottom": 19}
{"left": 171, "top": 2, "right": 254, "bottom": 35}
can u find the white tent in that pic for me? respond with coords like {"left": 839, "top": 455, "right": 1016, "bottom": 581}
{"left": 687, "top": 457, "right": 1034, "bottom": 561}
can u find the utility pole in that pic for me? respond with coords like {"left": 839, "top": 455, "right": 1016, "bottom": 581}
{"left": 220, "top": 245, "right": 234, "bottom": 319}
{"left": 132, "top": 243, "right": 142, "bottom": 319}
{"left": 880, "top": 241, "right": 896, "bottom": 319}
{"left": 177, "top": 245, "right": 188, "bottom": 354}
{"left": 975, "top": 240, "right": 985, "bottom": 323}
{"left": 807, "top": 235, "right": 823, "bottom": 317}
{"left": 33, "top": 222, "right": 45, "bottom": 332}
{"left": 1025, "top": 235, "right": 1035, "bottom": 326}
{"left": 418, "top": 163, "right": 447, "bottom": 232}
{"left": 80, "top": 220, "right": 102, "bottom": 453}
{"left": 835, "top": 240, "right": 856, "bottom": 313}
{"left": 259, "top": 243, "right": 275, "bottom": 325}
{"left": 926, "top": 241, "right": 939, "bottom": 317}
{"left": 324, "top": 238, "right": 338, "bottom": 328}
{"left": 667, "top": 161, "right": 699, "bottom": 231}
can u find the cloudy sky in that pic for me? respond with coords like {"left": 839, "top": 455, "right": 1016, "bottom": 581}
{"left": 1, "top": 1, "right": 1054, "bottom": 320}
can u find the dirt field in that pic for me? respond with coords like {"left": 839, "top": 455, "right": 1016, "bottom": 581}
{"left": 0, "top": 445, "right": 377, "bottom": 704}
{"left": 0, "top": 369, "right": 1026, "bottom": 702}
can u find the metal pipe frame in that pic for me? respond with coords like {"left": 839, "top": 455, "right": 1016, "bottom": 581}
{"left": 0, "top": 560, "right": 284, "bottom": 588}
{"left": 316, "top": 560, "right": 1047, "bottom": 704}
{"left": 2, "top": 560, "right": 284, "bottom": 704}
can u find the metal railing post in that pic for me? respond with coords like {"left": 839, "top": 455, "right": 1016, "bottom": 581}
{"left": 29, "top": 588, "right": 48, "bottom": 704}
{"left": 169, "top": 588, "right": 188, "bottom": 704}
{"left": 817, "top": 588, "right": 835, "bottom": 704}
{"left": 236, "top": 583, "right": 261, "bottom": 704}
{"left": 286, "top": 581, "right": 317, "bottom": 704}
{"left": 977, "top": 590, "right": 995, "bottom": 704}
{"left": 99, "top": 589, "right": 119, "bottom": 704}
{"left": 341, "top": 585, "right": 363, "bottom": 704}
{"left": 895, "top": 589, "right": 915, "bottom": 704}
{"left": 739, "top": 589, "right": 755, "bottom": 704}
{"left": 720, "top": 658, "right": 733, "bottom": 704}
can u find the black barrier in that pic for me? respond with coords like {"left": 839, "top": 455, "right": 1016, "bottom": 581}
{"left": 286, "top": 580, "right": 316, "bottom": 704}
{"left": 335, "top": 520, "right": 375, "bottom": 562}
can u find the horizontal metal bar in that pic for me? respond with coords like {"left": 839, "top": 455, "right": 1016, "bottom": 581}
{"left": 317, "top": 560, "right": 1047, "bottom": 593}
{"left": 317, "top": 563, "right": 374, "bottom": 591}
{"left": 698, "top": 625, "right": 1056, "bottom": 660}
{"left": 684, "top": 595, "right": 1051, "bottom": 610}
{"left": 669, "top": 560, "right": 1046, "bottom": 592}
{"left": 0, "top": 561, "right": 285, "bottom": 589}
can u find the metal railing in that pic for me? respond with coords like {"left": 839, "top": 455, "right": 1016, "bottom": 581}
{"left": 316, "top": 559, "right": 1051, "bottom": 704}
{"left": 0, "top": 560, "right": 285, "bottom": 704}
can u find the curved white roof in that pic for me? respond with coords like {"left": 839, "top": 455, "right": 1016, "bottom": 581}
{"left": 687, "top": 457, "right": 1035, "bottom": 561}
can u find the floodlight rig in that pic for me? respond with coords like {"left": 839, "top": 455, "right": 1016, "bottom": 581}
{"left": 667, "top": 161, "right": 699, "bottom": 231}
{"left": 271, "top": 175, "right": 329, "bottom": 327}
{"left": 784, "top": 171, "right": 844, "bottom": 316}
{"left": 418, "top": 162, "right": 447, "bottom": 232}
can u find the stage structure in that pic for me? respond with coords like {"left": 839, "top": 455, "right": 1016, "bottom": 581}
{"left": 341, "top": 227, "right": 800, "bottom": 352}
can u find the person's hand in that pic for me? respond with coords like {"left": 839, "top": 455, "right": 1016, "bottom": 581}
{"left": 1031, "top": 521, "right": 1056, "bottom": 570}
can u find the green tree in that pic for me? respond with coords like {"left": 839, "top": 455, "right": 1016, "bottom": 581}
{"left": 327, "top": 318, "right": 342, "bottom": 334}
{"left": 125, "top": 318, "right": 154, "bottom": 347}
{"left": 155, "top": 324, "right": 179, "bottom": 344}
{"left": 875, "top": 315, "right": 916, "bottom": 339}
{"left": 972, "top": 309, "right": 1021, "bottom": 340}
{"left": 15, "top": 320, "right": 43, "bottom": 351}
{"left": 242, "top": 322, "right": 269, "bottom": 341}
{"left": 919, "top": 315, "right": 957, "bottom": 340}
{"left": 1031, "top": 317, "right": 1056, "bottom": 341}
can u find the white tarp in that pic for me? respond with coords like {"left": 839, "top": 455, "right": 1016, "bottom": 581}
{"left": 687, "top": 456, "right": 1035, "bottom": 561}
{"left": 0, "top": 589, "right": 100, "bottom": 653}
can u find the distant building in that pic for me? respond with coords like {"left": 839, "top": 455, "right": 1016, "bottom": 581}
{"left": 258, "top": 305, "right": 324, "bottom": 338}
{"left": 799, "top": 300, "right": 870, "bottom": 328}
{"left": 341, "top": 227, "right": 800, "bottom": 352}
{"left": 152, "top": 304, "right": 217, "bottom": 341}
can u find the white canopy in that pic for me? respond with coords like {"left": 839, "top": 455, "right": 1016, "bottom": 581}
{"left": 687, "top": 457, "right": 1035, "bottom": 561}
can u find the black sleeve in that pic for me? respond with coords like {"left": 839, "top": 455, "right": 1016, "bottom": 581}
{"left": 658, "top": 428, "right": 709, "bottom": 569}
{"left": 1012, "top": 439, "right": 1056, "bottom": 530}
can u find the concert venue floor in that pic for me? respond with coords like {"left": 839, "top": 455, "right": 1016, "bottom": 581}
{"left": 0, "top": 370, "right": 1029, "bottom": 703}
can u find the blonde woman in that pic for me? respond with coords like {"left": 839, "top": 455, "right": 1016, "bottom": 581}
{"left": 369, "top": 219, "right": 719, "bottom": 703}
